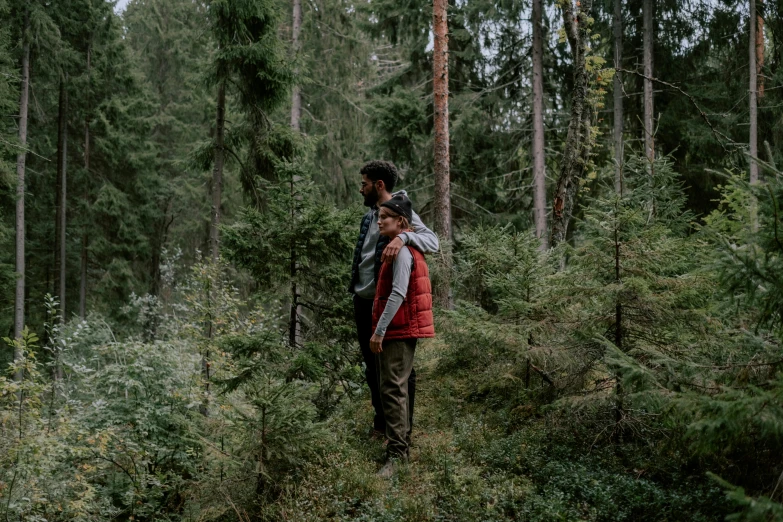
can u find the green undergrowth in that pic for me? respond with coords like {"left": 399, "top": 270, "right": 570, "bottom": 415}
{"left": 4, "top": 161, "right": 778, "bottom": 521}
{"left": 256, "top": 334, "right": 731, "bottom": 522}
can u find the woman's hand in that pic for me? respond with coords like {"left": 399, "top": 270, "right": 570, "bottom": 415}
{"left": 370, "top": 334, "right": 384, "bottom": 354}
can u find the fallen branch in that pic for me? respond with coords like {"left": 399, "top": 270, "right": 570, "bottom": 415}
{"left": 527, "top": 358, "right": 555, "bottom": 387}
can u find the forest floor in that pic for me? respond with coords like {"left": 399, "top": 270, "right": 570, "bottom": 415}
{"left": 268, "top": 337, "right": 534, "bottom": 521}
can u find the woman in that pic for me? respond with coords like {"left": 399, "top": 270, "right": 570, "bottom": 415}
{"left": 369, "top": 194, "right": 435, "bottom": 476}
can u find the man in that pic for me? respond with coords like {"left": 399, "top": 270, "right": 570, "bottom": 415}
{"left": 350, "top": 160, "right": 439, "bottom": 442}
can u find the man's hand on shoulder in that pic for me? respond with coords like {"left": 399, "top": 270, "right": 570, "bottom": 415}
{"left": 381, "top": 236, "right": 406, "bottom": 263}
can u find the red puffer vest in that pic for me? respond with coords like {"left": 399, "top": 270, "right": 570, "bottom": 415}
{"left": 372, "top": 246, "right": 435, "bottom": 340}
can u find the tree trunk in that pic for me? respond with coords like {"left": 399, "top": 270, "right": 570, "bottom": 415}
{"left": 642, "top": 0, "right": 654, "bottom": 166}
{"left": 79, "top": 234, "right": 88, "bottom": 319}
{"left": 53, "top": 80, "right": 63, "bottom": 297}
{"left": 151, "top": 226, "right": 162, "bottom": 298}
{"left": 613, "top": 0, "right": 624, "bottom": 195}
{"left": 614, "top": 205, "right": 622, "bottom": 350}
{"left": 203, "top": 81, "right": 226, "bottom": 416}
{"left": 80, "top": 45, "right": 91, "bottom": 321}
{"left": 432, "top": 0, "right": 452, "bottom": 307}
{"left": 290, "top": 0, "right": 302, "bottom": 131}
{"left": 14, "top": 12, "right": 31, "bottom": 370}
{"left": 289, "top": 263, "right": 300, "bottom": 347}
{"left": 56, "top": 78, "right": 69, "bottom": 323}
{"left": 550, "top": 0, "right": 593, "bottom": 249}
{"left": 210, "top": 82, "right": 226, "bottom": 262}
{"left": 749, "top": 0, "right": 758, "bottom": 186}
{"left": 290, "top": 0, "right": 303, "bottom": 343}
{"left": 150, "top": 201, "right": 173, "bottom": 300}
{"left": 289, "top": 176, "right": 301, "bottom": 347}
{"left": 532, "top": 0, "right": 547, "bottom": 249}
{"left": 201, "top": 271, "right": 213, "bottom": 417}
{"left": 290, "top": 89, "right": 302, "bottom": 131}
{"left": 757, "top": 5, "right": 764, "bottom": 99}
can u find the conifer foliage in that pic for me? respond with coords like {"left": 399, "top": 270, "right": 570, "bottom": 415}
{"left": 2, "top": 0, "right": 783, "bottom": 519}
{"left": 437, "top": 156, "right": 783, "bottom": 519}
{"left": 206, "top": 0, "right": 293, "bottom": 259}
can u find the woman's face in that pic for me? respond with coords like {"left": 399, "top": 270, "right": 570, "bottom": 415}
{"left": 378, "top": 207, "right": 403, "bottom": 238}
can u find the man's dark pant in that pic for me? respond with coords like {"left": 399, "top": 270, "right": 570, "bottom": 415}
{"left": 353, "top": 294, "right": 415, "bottom": 435}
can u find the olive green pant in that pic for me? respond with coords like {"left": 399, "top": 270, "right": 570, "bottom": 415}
{"left": 376, "top": 338, "right": 417, "bottom": 458}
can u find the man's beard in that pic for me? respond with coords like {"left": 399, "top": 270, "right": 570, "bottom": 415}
{"left": 363, "top": 187, "right": 379, "bottom": 207}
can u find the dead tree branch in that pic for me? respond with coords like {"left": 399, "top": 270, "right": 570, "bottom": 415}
{"left": 616, "top": 68, "right": 741, "bottom": 153}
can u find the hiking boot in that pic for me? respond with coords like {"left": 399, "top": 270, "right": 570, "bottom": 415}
{"left": 377, "top": 459, "right": 395, "bottom": 478}
{"left": 377, "top": 454, "right": 408, "bottom": 478}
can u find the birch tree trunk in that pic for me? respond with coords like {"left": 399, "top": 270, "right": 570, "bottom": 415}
{"left": 210, "top": 82, "right": 226, "bottom": 263}
{"left": 531, "top": 0, "right": 547, "bottom": 249}
{"left": 433, "top": 0, "right": 452, "bottom": 308}
{"left": 613, "top": 0, "right": 624, "bottom": 195}
{"left": 643, "top": 0, "right": 654, "bottom": 165}
{"left": 14, "top": 12, "right": 31, "bottom": 368}
{"left": 290, "top": 0, "right": 302, "bottom": 131}
{"left": 550, "top": 0, "right": 593, "bottom": 249}
{"left": 749, "top": 0, "right": 758, "bottom": 186}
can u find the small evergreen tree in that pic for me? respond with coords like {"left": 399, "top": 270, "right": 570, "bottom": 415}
{"left": 205, "top": 0, "right": 293, "bottom": 254}
{"left": 681, "top": 165, "right": 783, "bottom": 515}
{"left": 550, "top": 155, "right": 710, "bottom": 437}
{"left": 222, "top": 158, "right": 361, "bottom": 415}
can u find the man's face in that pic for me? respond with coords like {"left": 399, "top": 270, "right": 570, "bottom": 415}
{"left": 360, "top": 174, "right": 380, "bottom": 207}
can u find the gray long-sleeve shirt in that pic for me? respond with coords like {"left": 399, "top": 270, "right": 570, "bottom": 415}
{"left": 352, "top": 190, "right": 439, "bottom": 299}
{"left": 374, "top": 246, "right": 413, "bottom": 336}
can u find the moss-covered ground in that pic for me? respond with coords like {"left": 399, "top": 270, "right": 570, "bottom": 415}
{"left": 262, "top": 337, "right": 535, "bottom": 520}
{"left": 258, "top": 332, "right": 733, "bottom": 522}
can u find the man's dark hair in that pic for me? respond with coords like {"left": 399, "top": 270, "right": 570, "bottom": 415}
{"left": 360, "top": 160, "right": 398, "bottom": 193}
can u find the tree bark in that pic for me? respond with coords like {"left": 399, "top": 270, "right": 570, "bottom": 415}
{"left": 203, "top": 81, "right": 226, "bottom": 416}
{"left": 55, "top": 78, "right": 69, "bottom": 322}
{"left": 210, "top": 82, "right": 226, "bottom": 262}
{"left": 289, "top": 175, "right": 302, "bottom": 347}
{"left": 79, "top": 234, "right": 88, "bottom": 319}
{"left": 757, "top": 5, "right": 764, "bottom": 99}
{"left": 290, "top": 0, "right": 302, "bottom": 131}
{"left": 80, "top": 44, "right": 91, "bottom": 320}
{"left": 432, "top": 0, "right": 452, "bottom": 307}
{"left": 14, "top": 12, "right": 31, "bottom": 368}
{"left": 756, "top": 0, "right": 764, "bottom": 98}
{"left": 289, "top": 251, "right": 300, "bottom": 347}
{"left": 532, "top": 0, "right": 547, "bottom": 248}
{"left": 613, "top": 0, "right": 624, "bottom": 195}
{"left": 643, "top": 0, "right": 654, "bottom": 165}
{"left": 289, "top": 0, "right": 303, "bottom": 344}
{"left": 749, "top": 0, "right": 758, "bottom": 186}
{"left": 614, "top": 209, "right": 622, "bottom": 350}
{"left": 550, "top": 0, "right": 593, "bottom": 249}
{"left": 201, "top": 268, "right": 213, "bottom": 416}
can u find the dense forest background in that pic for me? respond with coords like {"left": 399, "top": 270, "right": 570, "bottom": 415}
{"left": 2, "top": 0, "right": 783, "bottom": 519}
